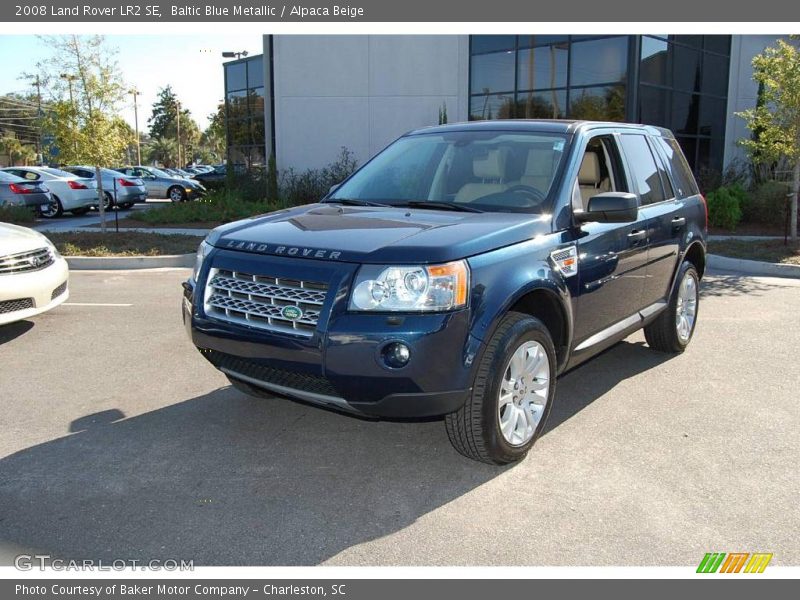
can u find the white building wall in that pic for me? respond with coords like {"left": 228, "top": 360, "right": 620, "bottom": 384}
{"left": 272, "top": 35, "right": 470, "bottom": 171}
{"left": 723, "top": 35, "right": 784, "bottom": 168}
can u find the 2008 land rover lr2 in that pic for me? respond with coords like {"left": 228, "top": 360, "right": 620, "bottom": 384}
{"left": 183, "top": 120, "right": 706, "bottom": 464}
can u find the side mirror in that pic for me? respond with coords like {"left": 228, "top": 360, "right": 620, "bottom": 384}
{"left": 575, "top": 192, "right": 638, "bottom": 224}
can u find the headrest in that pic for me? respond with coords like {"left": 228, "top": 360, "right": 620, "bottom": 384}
{"left": 524, "top": 148, "right": 555, "bottom": 178}
{"left": 473, "top": 148, "right": 508, "bottom": 180}
{"left": 578, "top": 152, "right": 602, "bottom": 185}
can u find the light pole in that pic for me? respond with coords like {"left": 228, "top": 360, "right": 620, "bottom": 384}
{"left": 222, "top": 51, "right": 248, "bottom": 60}
{"left": 175, "top": 100, "right": 182, "bottom": 167}
{"left": 129, "top": 88, "right": 141, "bottom": 165}
{"left": 60, "top": 73, "right": 79, "bottom": 156}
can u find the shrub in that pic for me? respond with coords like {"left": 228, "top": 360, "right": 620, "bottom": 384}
{"left": 128, "top": 190, "right": 277, "bottom": 225}
{"left": 706, "top": 186, "right": 743, "bottom": 230}
{"left": 744, "top": 180, "right": 791, "bottom": 226}
{"left": 0, "top": 204, "right": 36, "bottom": 225}
{"left": 279, "top": 147, "right": 358, "bottom": 207}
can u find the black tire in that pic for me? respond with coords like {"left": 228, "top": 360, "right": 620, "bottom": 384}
{"left": 227, "top": 375, "right": 275, "bottom": 399}
{"left": 71, "top": 207, "right": 89, "bottom": 216}
{"left": 103, "top": 192, "right": 114, "bottom": 211}
{"left": 39, "top": 196, "right": 63, "bottom": 218}
{"left": 168, "top": 186, "right": 186, "bottom": 202}
{"left": 644, "top": 261, "right": 700, "bottom": 353}
{"left": 445, "top": 312, "right": 557, "bottom": 465}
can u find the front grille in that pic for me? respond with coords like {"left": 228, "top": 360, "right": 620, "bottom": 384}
{"left": 204, "top": 268, "right": 328, "bottom": 337}
{"left": 202, "top": 349, "right": 340, "bottom": 397}
{"left": 0, "top": 297, "right": 34, "bottom": 314}
{"left": 51, "top": 280, "right": 68, "bottom": 300}
{"left": 0, "top": 247, "right": 54, "bottom": 275}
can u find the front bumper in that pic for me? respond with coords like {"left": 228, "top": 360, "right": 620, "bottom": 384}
{"left": 0, "top": 257, "right": 69, "bottom": 325}
{"left": 183, "top": 254, "right": 479, "bottom": 418}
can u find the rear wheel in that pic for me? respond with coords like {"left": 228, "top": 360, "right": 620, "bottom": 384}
{"left": 445, "top": 312, "right": 556, "bottom": 465}
{"left": 103, "top": 192, "right": 114, "bottom": 211}
{"left": 644, "top": 261, "right": 700, "bottom": 353}
{"left": 168, "top": 186, "right": 186, "bottom": 202}
{"left": 39, "top": 196, "right": 63, "bottom": 218}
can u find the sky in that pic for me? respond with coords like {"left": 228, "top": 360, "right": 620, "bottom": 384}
{"left": 0, "top": 34, "right": 264, "bottom": 132}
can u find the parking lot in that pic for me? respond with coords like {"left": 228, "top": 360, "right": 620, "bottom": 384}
{"left": 0, "top": 267, "right": 798, "bottom": 566}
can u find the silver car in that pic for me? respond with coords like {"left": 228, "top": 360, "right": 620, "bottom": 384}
{"left": 0, "top": 171, "right": 53, "bottom": 211}
{"left": 62, "top": 166, "right": 147, "bottom": 209}
{"left": 115, "top": 166, "right": 206, "bottom": 202}
{"left": 2, "top": 166, "right": 98, "bottom": 217}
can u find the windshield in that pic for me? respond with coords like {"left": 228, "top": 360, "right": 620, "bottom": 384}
{"left": 0, "top": 171, "right": 24, "bottom": 183}
{"left": 328, "top": 130, "right": 568, "bottom": 213}
{"left": 148, "top": 167, "right": 171, "bottom": 178}
{"left": 41, "top": 167, "right": 76, "bottom": 178}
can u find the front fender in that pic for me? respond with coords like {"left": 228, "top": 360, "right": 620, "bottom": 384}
{"left": 466, "top": 236, "right": 574, "bottom": 371}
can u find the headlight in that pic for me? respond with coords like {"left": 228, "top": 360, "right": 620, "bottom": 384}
{"left": 349, "top": 260, "right": 469, "bottom": 312}
{"left": 192, "top": 240, "right": 212, "bottom": 281}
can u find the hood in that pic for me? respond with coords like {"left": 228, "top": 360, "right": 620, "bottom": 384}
{"left": 0, "top": 222, "right": 53, "bottom": 256}
{"left": 208, "top": 203, "right": 553, "bottom": 264}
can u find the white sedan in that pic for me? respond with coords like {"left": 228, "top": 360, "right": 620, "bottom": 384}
{"left": 1, "top": 166, "right": 98, "bottom": 218}
{"left": 0, "top": 222, "right": 69, "bottom": 326}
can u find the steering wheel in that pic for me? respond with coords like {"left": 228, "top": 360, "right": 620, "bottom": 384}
{"left": 504, "top": 185, "right": 546, "bottom": 206}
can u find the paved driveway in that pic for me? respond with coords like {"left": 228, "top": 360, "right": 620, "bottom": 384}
{"left": 0, "top": 269, "right": 798, "bottom": 566}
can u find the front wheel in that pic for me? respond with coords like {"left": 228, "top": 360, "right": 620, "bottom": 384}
{"left": 644, "top": 261, "right": 700, "bottom": 353}
{"left": 445, "top": 312, "right": 556, "bottom": 465}
{"left": 168, "top": 186, "right": 186, "bottom": 202}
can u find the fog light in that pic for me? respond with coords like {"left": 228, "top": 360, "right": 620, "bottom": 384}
{"left": 382, "top": 342, "right": 410, "bottom": 368}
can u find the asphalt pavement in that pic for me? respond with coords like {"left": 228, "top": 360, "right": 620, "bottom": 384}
{"left": 0, "top": 268, "right": 798, "bottom": 566}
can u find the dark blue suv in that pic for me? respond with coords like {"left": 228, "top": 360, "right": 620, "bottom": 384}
{"left": 183, "top": 120, "right": 706, "bottom": 464}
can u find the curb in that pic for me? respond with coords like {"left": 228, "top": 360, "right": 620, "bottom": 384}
{"left": 66, "top": 254, "right": 194, "bottom": 270}
{"left": 707, "top": 254, "right": 800, "bottom": 279}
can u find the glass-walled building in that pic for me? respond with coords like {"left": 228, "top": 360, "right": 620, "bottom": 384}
{"left": 224, "top": 54, "right": 268, "bottom": 168}
{"left": 230, "top": 35, "right": 778, "bottom": 178}
{"left": 469, "top": 34, "right": 731, "bottom": 172}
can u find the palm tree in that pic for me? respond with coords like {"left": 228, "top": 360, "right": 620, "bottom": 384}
{"left": 146, "top": 137, "right": 178, "bottom": 167}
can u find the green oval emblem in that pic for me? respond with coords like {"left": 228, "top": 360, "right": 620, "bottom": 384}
{"left": 281, "top": 305, "right": 303, "bottom": 321}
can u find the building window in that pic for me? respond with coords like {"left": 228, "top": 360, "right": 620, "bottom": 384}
{"left": 636, "top": 35, "right": 731, "bottom": 171}
{"left": 224, "top": 55, "right": 266, "bottom": 169}
{"left": 469, "top": 34, "right": 731, "bottom": 173}
{"left": 469, "top": 35, "right": 630, "bottom": 127}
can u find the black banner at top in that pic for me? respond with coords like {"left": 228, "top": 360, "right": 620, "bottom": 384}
{"left": 3, "top": 0, "right": 800, "bottom": 22}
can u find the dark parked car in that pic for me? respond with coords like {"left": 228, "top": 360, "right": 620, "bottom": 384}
{"left": 183, "top": 120, "right": 707, "bottom": 464}
{"left": 0, "top": 170, "right": 53, "bottom": 211}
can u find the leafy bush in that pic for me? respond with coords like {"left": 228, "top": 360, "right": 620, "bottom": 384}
{"left": 0, "top": 204, "right": 36, "bottom": 225}
{"left": 743, "top": 180, "right": 791, "bottom": 226}
{"left": 279, "top": 147, "right": 358, "bottom": 207}
{"left": 706, "top": 186, "right": 744, "bottom": 230}
{"left": 128, "top": 190, "right": 277, "bottom": 225}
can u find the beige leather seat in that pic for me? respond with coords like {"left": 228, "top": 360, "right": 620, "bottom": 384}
{"left": 517, "top": 147, "right": 557, "bottom": 193}
{"left": 578, "top": 152, "right": 611, "bottom": 208}
{"left": 455, "top": 149, "right": 509, "bottom": 203}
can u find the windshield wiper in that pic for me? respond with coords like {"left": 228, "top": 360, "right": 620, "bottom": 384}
{"left": 322, "top": 198, "right": 391, "bottom": 207}
{"left": 399, "top": 201, "right": 484, "bottom": 213}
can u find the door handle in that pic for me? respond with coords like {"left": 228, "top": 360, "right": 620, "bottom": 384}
{"left": 627, "top": 229, "right": 647, "bottom": 242}
{"left": 671, "top": 216, "right": 686, "bottom": 227}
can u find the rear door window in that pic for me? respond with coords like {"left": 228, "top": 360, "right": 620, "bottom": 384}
{"left": 652, "top": 136, "right": 699, "bottom": 199}
{"left": 619, "top": 134, "right": 666, "bottom": 205}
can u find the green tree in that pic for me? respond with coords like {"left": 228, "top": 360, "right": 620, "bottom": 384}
{"left": 737, "top": 38, "right": 800, "bottom": 243}
{"left": 148, "top": 86, "right": 201, "bottom": 166}
{"left": 32, "top": 35, "right": 132, "bottom": 230}
{"left": 0, "top": 136, "right": 36, "bottom": 166}
{"left": 147, "top": 137, "right": 179, "bottom": 167}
